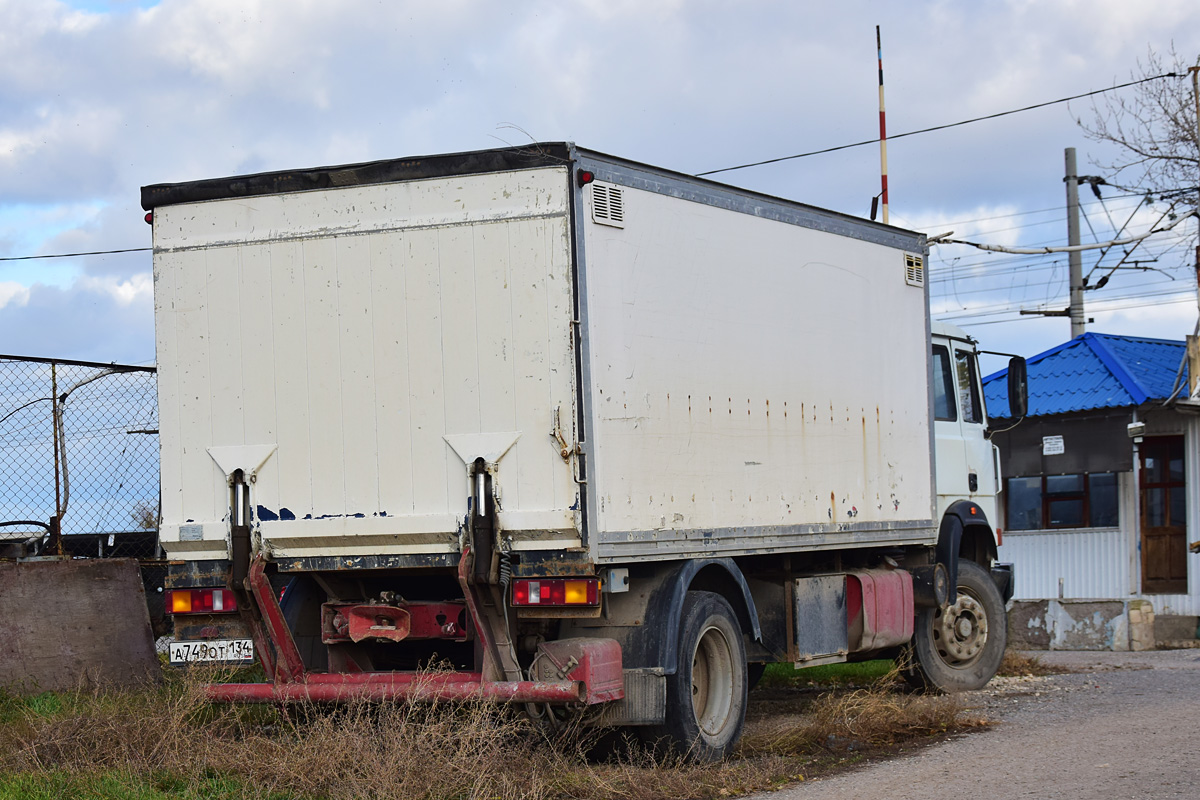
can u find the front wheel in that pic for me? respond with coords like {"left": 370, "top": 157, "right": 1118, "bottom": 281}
{"left": 903, "top": 560, "right": 1006, "bottom": 692}
{"left": 646, "top": 591, "right": 748, "bottom": 762}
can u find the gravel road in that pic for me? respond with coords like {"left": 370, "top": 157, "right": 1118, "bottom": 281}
{"left": 753, "top": 649, "right": 1200, "bottom": 800}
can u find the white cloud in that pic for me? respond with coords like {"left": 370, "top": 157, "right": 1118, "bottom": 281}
{"left": 0, "top": 281, "right": 31, "bottom": 309}
{"left": 0, "top": 276, "right": 153, "bottom": 362}
{"left": 78, "top": 271, "right": 151, "bottom": 306}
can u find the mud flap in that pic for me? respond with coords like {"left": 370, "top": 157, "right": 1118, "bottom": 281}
{"left": 991, "top": 562, "right": 1015, "bottom": 604}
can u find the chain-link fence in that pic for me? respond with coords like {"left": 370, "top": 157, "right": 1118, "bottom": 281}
{"left": 0, "top": 354, "right": 160, "bottom": 561}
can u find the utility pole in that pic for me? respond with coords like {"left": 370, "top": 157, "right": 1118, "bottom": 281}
{"left": 1189, "top": 66, "right": 1200, "bottom": 398}
{"left": 1066, "top": 147, "right": 1086, "bottom": 338}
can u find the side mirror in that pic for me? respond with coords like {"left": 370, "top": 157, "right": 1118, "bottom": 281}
{"left": 1007, "top": 356, "right": 1028, "bottom": 419}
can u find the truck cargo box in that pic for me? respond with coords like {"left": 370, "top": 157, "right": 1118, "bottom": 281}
{"left": 145, "top": 143, "right": 934, "bottom": 569}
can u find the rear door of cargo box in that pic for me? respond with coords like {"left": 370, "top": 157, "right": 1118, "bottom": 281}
{"left": 153, "top": 166, "right": 583, "bottom": 563}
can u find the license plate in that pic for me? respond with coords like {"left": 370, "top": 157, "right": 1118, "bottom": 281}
{"left": 168, "top": 639, "right": 254, "bottom": 664}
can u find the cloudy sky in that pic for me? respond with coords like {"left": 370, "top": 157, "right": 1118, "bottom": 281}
{"left": 2, "top": 0, "right": 1199, "bottom": 374}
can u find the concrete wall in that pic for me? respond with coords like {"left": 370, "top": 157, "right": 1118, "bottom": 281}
{"left": 0, "top": 558, "right": 159, "bottom": 693}
{"left": 1009, "top": 598, "right": 1155, "bottom": 651}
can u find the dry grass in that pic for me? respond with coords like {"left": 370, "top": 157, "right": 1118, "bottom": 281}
{"left": 744, "top": 688, "right": 986, "bottom": 756}
{"left": 997, "top": 649, "right": 1070, "bottom": 678}
{"left": 742, "top": 664, "right": 987, "bottom": 759}
{"left": 0, "top": 665, "right": 991, "bottom": 800}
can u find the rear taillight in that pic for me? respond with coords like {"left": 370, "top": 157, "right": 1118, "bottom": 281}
{"left": 511, "top": 578, "right": 600, "bottom": 607}
{"left": 169, "top": 588, "right": 238, "bottom": 615}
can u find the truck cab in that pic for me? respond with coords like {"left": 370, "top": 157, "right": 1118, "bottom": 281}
{"left": 932, "top": 322, "right": 999, "bottom": 527}
{"left": 930, "top": 322, "right": 1027, "bottom": 558}
{"left": 902, "top": 322, "right": 1026, "bottom": 695}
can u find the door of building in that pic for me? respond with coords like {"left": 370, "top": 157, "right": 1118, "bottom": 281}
{"left": 1140, "top": 435, "right": 1187, "bottom": 594}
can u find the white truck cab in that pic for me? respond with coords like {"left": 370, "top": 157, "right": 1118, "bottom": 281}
{"left": 931, "top": 322, "right": 1001, "bottom": 527}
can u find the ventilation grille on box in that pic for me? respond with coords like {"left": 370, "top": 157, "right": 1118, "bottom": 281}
{"left": 905, "top": 254, "right": 925, "bottom": 287}
{"left": 591, "top": 182, "right": 625, "bottom": 228}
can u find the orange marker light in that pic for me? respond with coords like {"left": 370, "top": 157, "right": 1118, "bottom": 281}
{"left": 170, "top": 590, "right": 192, "bottom": 614}
{"left": 564, "top": 580, "right": 590, "bottom": 604}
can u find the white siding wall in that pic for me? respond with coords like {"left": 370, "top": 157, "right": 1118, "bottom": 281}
{"left": 1006, "top": 527, "right": 1131, "bottom": 600}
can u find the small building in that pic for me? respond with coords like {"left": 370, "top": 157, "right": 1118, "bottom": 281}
{"left": 983, "top": 332, "right": 1199, "bottom": 649}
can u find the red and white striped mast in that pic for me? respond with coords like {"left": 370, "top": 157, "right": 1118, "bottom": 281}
{"left": 876, "top": 25, "right": 889, "bottom": 225}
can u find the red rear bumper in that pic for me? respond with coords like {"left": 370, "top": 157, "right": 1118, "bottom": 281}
{"left": 207, "top": 672, "right": 586, "bottom": 704}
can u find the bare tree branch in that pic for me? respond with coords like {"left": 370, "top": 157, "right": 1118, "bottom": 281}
{"left": 1075, "top": 45, "right": 1200, "bottom": 231}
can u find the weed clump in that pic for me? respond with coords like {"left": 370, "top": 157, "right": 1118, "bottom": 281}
{"left": 743, "top": 665, "right": 988, "bottom": 758}
{"left": 997, "top": 649, "right": 1070, "bottom": 678}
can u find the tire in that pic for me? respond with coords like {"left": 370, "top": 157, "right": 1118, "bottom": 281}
{"left": 903, "top": 560, "right": 1006, "bottom": 692}
{"left": 647, "top": 591, "right": 748, "bottom": 762}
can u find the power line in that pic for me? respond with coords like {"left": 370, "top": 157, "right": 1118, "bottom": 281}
{"left": 696, "top": 73, "right": 1180, "bottom": 177}
{"left": 950, "top": 292, "right": 1199, "bottom": 327}
{"left": 937, "top": 281, "right": 1200, "bottom": 322}
{"left": 930, "top": 233, "right": 1190, "bottom": 283}
{"left": 0, "top": 247, "right": 150, "bottom": 263}
{"left": 898, "top": 193, "right": 1150, "bottom": 232}
{"left": 930, "top": 207, "right": 1195, "bottom": 254}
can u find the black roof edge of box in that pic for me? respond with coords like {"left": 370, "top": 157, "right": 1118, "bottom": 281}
{"left": 139, "top": 141, "right": 923, "bottom": 248}
{"left": 140, "top": 142, "right": 576, "bottom": 211}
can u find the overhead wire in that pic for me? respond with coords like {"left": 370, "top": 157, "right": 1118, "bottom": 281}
{"left": 0, "top": 79, "right": 1184, "bottom": 265}
{"left": 0, "top": 247, "right": 150, "bottom": 262}
{"left": 930, "top": 207, "right": 1195, "bottom": 254}
{"left": 931, "top": 247, "right": 1195, "bottom": 303}
{"left": 929, "top": 197, "right": 1193, "bottom": 314}
{"left": 0, "top": 75, "right": 1189, "bottom": 344}
{"left": 695, "top": 72, "right": 1181, "bottom": 177}
{"left": 938, "top": 280, "right": 1200, "bottom": 320}
{"left": 954, "top": 292, "right": 1200, "bottom": 327}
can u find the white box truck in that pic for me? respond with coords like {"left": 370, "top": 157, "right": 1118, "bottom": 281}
{"left": 143, "top": 143, "right": 1025, "bottom": 761}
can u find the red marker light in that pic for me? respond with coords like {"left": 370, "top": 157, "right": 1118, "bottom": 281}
{"left": 169, "top": 588, "right": 238, "bottom": 614}
{"left": 511, "top": 578, "right": 600, "bottom": 606}
{"left": 577, "top": 169, "right": 595, "bottom": 187}
{"left": 144, "top": 212, "right": 153, "bottom": 224}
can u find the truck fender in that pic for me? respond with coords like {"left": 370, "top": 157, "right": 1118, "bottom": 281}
{"left": 650, "top": 558, "right": 762, "bottom": 675}
{"left": 573, "top": 559, "right": 763, "bottom": 676}
{"left": 937, "top": 500, "right": 996, "bottom": 604}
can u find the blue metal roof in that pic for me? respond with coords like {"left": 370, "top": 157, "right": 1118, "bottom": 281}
{"left": 983, "top": 332, "right": 1188, "bottom": 418}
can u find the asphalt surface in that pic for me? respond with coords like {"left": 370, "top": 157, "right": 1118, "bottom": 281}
{"left": 754, "top": 649, "right": 1200, "bottom": 800}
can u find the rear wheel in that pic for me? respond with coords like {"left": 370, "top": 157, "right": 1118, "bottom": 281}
{"left": 647, "top": 591, "right": 747, "bottom": 762}
{"left": 903, "top": 560, "right": 1005, "bottom": 692}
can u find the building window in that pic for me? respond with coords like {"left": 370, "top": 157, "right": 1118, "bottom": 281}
{"left": 1005, "top": 473, "right": 1120, "bottom": 531}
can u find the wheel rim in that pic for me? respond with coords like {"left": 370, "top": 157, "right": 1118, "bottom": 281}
{"left": 691, "top": 623, "right": 735, "bottom": 736}
{"left": 931, "top": 588, "right": 989, "bottom": 666}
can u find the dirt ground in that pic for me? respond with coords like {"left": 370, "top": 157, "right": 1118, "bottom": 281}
{"left": 748, "top": 649, "right": 1200, "bottom": 800}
